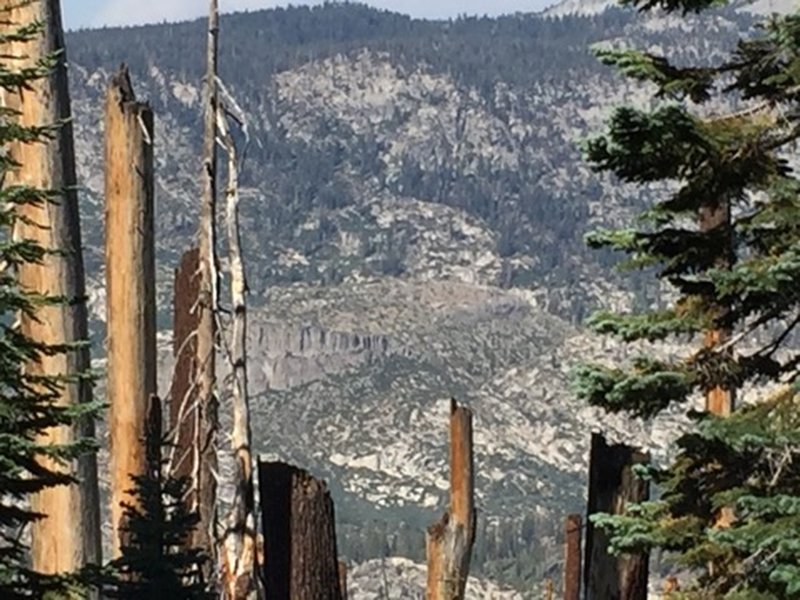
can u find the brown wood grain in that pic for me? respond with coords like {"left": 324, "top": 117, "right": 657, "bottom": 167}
{"left": 104, "top": 65, "right": 156, "bottom": 557}
{"left": 2, "top": 0, "right": 101, "bottom": 573}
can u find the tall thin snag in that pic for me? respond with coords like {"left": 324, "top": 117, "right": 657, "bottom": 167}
{"left": 426, "top": 399, "right": 476, "bottom": 600}
{"left": 104, "top": 65, "right": 157, "bottom": 557}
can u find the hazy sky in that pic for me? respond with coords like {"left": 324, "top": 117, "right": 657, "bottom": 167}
{"left": 65, "top": 1, "right": 556, "bottom": 30}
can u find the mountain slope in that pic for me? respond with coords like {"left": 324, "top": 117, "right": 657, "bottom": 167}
{"left": 67, "top": 2, "right": 760, "bottom": 593}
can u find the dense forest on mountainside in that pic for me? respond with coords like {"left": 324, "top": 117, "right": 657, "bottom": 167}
{"left": 66, "top": 4, "right": 750, "bottom": 321}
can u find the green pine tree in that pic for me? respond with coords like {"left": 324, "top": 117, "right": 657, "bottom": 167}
{"left": 0, "top": 3, "right": 97, "bottom": 597}
{"left": 101, "top": 397, "right": 212, "bottom": 600}
{"left": 574, "top": 2, "right": 800, "bottom": 597}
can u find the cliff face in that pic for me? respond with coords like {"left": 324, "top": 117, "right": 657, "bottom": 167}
{"left": 250, "top": 320, "right": 392, "bottom": 391}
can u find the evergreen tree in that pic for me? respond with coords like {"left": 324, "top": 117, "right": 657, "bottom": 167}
{"left": 101, "top": 397, "right": 212, "bottom": 599}
{"left": 0, "top": 3, "right": 97, "bottom": 597}
{"left": 574, "top": 1, "right": 800, "bottom": 596}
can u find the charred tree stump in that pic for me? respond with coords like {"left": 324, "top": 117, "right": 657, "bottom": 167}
{"left": 105, "top": 65, "right": 157, "bottom": 557}
{"left": 258, "top": 461, "right": 342, "bottom": 600}
{"left": 564, "top": 514, "right": 582, "bottom": 600}
{"left": 426, "top": 400, "right": 476, "bottom": 600}
{"left": 584, "top": 434, "right": 649, "bottom": 600}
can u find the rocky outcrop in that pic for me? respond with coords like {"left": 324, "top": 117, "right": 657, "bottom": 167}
{"left": 249, "top": 320, "right": 391, "bottom": 391}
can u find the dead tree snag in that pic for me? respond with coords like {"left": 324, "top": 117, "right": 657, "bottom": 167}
{"left": 426, "top": 399, "right": 476, "bottom": 600}
{"left": 104, "top": 65, "right": 157, "bottom": 557}
{"left": 258, "top": 461, "right": 342, "bottom": 600}
{"left": 584, "top": 434, "right": 649, "bottom": 600}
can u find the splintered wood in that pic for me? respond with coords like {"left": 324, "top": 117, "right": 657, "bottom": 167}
{"left": 105, "top": 65, "right": 157, "bottom": 557}
{"left": 426, "top": 400, "right": 476, "bottom": 600}
{"left": 218, "top": 77, "right": 261, "bottom": 599}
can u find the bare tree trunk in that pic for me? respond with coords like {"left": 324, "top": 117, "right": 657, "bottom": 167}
{"left": 104, "top": 65, "right": 157, "bottom": 557}
{"left": 426, "top": 400, "right": 476, "bottom": 600}
{"left": 169, "top": 248, "right": 201, "bottom": 489}
{"left": 2, "top": 0, "right": 101, "bottom": 574}
{"left": 699, "top": 200, "right": 735, "bottom": 417}
{"left": 258, "top": 461, "right": 342, "bottom": 600}
{"left": 699, "top": 200, "right": 739, "bottom": 543}
{"left": 563, "top": 514, "right": 582, "bottom": 600}
{"left": 584, "top": 434, "right": 649, "bottom": 600}
{"left": 218, "top": 101, "right": 262, "bottom": 598}
{"left": 338, "top": 561, "right": 348, "bottom": 600}
{"left": 196, "top": 0, "right": 220, "bottom": 574}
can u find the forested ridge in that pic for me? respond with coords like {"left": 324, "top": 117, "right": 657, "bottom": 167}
{"left": 66, "top": 3, "right": 754, "bottom": 324}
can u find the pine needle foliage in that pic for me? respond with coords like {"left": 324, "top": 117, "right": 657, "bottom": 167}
{"left": 575, "top": 1, "right": 800, "bottom": 596}
{"left": 596, "top": 388, "right": 800, "bottom": 598}
{"left": 0, "top": 2, "right": 97, "bottom": 597}
{"left": 575, "top": 11, "right": 800, "bottom": 419}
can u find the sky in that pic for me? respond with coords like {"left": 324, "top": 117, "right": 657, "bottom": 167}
{"left": 64, "top": 0, "right": 555, "bottom": 30}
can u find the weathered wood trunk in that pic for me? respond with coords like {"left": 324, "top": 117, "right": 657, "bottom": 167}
{"left": 218, "top": 102, "right": 261, "bottom": 599}
{"left": 2, "top": 0, "right": 101, "bottom": 573}
{"left": 196, "top": 0, "right": 220, "bottom": 570}
{"left": 338, "top": 560, "right": 348, "bottom": 600}
{"left": 426, "top": 400, "right": 476, "bottom": 600}
{"left": 699, "top": 200, "right": 735, "bottom": 416}
{"left": 258, "top": 461, "right": 342, "bottom": 600}
{"left": 564, "top": 514, "right": 582, "bottom": 600}
{"left": 105, "top": 65, "right": 157, "bottom": 557}
{"left": 169, "top": 248, "right": 201, "bottom": 487}
{"left": 584, "top": 434, "right": 649, "bottom": 600}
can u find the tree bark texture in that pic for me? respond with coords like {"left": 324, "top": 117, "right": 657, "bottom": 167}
{"left": 699, "top": 200, "right": 735, "bottom": 416}
{"left": 104, "top": 65, "right": 157, "bottom": 558}
{"left": 169, "top": 247, "right": 200, "bottom": 487}
{"left": 584, "top": 434, "right": 649, "bottom": 600}
{"left": 218, "top": 103, "right": 261, "bottom": 599}
{"left": 563, "top": 514, "right": 582, "bottom": 600}
{"left": 426, "top": 400, "right": 476, "bottom": 600}
{"left": 196, "top": 0, "right": 220, "bottom": 569}
{"left": 2, "top": 0, "right": 101, "bottom": 573}
{"left": 258, "top": 461, "right": 342, "bottom": 600}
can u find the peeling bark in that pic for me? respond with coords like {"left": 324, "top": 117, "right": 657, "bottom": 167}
{"left": 218, "top": 97, "right": 262, "bottom": 599}
{"left": 196, "top": 0, "right": 220, "bottom": 574}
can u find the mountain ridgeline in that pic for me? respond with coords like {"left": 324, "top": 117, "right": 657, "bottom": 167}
{"left": 66, "top": 2, "right": 758, "bottom": 594}
{"left": 69, "top": 2, "right": 750, "bottom": 322}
